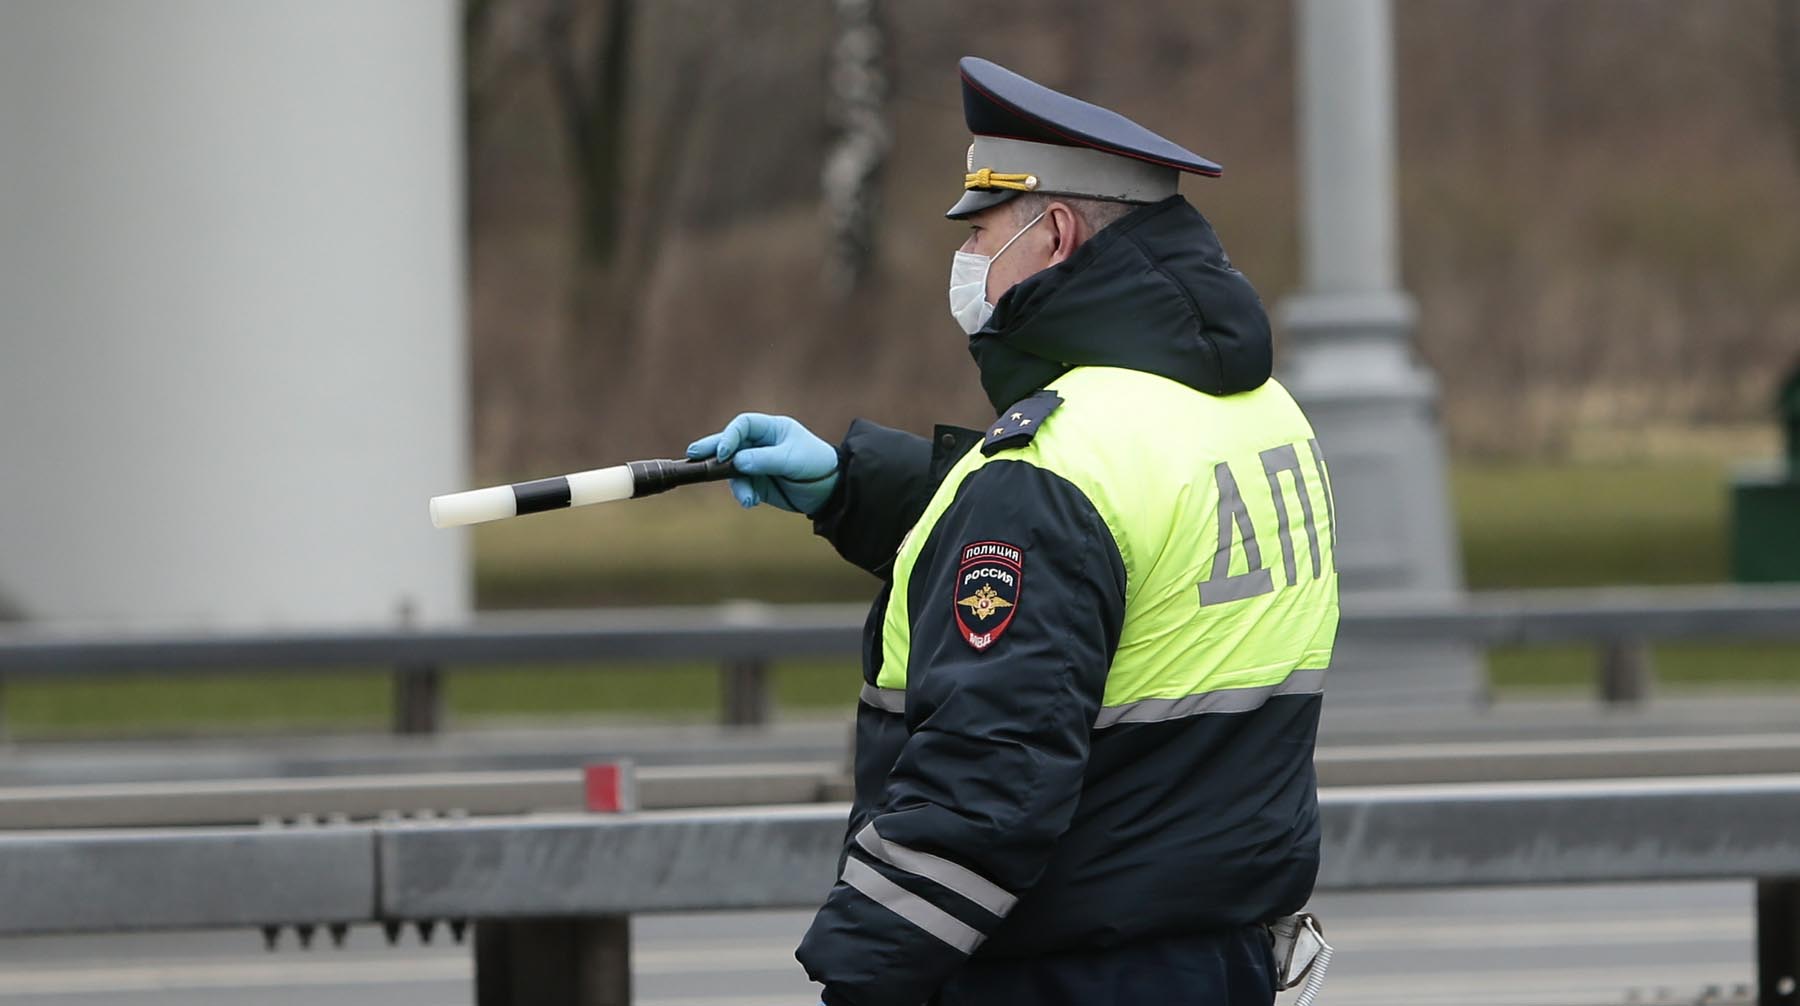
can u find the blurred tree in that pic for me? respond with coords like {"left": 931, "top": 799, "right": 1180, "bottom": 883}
{"left": 458, "top": 0, "right": 1800, "bottom": 469}
{"left": 1781, "top": 0, "right": 1800, "bottom": 171}
{"left": 463, "top": 0, "right": 541, "bottom": 229}
{"left": 464, "top": 0, "right": 521, "bottom": 147}
{"left": 542, "top": 0, "right": 634, "bottom": 267}
{"left": 822, "top": 0, "right": 891, "bottom": 295}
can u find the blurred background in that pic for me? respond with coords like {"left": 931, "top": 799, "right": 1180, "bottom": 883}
{"left": 465, "top": 0, "right": 1800, "bottom": 612}
{"left": 0, "top": 0, "right": 1794, "bottom": 734}
{"left": 0, "top": 4, "right": 1798, "bottom": 1005}
{"left": 467, "top": 0, "right": 1799, "bottom": 470}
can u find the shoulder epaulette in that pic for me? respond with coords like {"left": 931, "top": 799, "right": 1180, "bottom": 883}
{"left": 982, "top": 390, "right": 1063, "bottom": 456}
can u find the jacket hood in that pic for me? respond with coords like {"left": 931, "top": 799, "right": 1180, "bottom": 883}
{"left": 968, "top": 195, "right": 1273, "bottom": 412}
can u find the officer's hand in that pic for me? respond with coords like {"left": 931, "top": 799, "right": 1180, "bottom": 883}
{"left": 685, "top": 413, "right": 839, "bottom": 514}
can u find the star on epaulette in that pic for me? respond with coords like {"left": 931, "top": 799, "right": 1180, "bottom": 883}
{"left": 981, "top": 390, "right": 1063, "bottom": 456}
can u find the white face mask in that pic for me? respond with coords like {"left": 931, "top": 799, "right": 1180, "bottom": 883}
{"left": 948, "top": 210, "right": 1047, "bottom": 336}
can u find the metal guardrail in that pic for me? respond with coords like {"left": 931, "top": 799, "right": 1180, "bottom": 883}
{"left": 0, "top": 603, "right": 867, "bottom": 734}
{"left": 0, "top": 762, "right": 850, "bottom": 829}
{"left": 4, "top": 776, "right": 1800, "bottom": 1003}
{"left": 0, "top": 586, "right": 1796, "bottom": 732}
{"left": 1317, "top": 732, "right": 1800, "bottom": 786}
{"left": 0, "top": 823, "right": 376, "bottom": 935}
{"left": 17, "top": 733, "right": 1800, "bottom": 828}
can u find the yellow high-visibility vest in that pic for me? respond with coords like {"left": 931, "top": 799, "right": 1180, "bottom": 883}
{"left": 881, "top": 366, "right": 1339, "bottom": 724}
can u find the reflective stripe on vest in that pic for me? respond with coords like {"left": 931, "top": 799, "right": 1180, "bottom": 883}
{"left": 875, "top": 367, "right": 1339, "bottom": 724}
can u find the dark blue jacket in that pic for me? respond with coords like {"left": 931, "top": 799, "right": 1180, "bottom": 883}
{"left": 796, "top": 198, "right": 1322, "bottom": 1006}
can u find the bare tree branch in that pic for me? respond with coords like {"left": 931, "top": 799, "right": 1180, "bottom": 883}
{"left": 464, "top": 0, "right": 543, "bottom": 206}
{"left": 822, "top": 0, "right": 890, "bottom": 296}
{"left": 631, "top": 52, "right": 706, "bottom": 288}
{"left": 542, "top": 0, "right": 634, "bottom": 266}
{"left": 1780, "top": 0, "right": 1800, "bottom": 172}
{"left": 465, "top": 0, "right": 537, "bottom": 123}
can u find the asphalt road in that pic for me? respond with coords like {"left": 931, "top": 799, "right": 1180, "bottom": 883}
{"left": 0, "top": 881, "right": 1755, "bottom": 1005}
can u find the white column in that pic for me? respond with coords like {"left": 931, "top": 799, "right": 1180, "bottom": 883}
{"left": 0, "top": 0, "right": 468, "bottom": 628}
{"left": 1281, "top": 0, "right": 1479, "bottom": 703}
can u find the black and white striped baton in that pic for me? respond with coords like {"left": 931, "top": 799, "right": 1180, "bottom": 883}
{"left": 429, "top": 458, "right": 737, "bottom": 528}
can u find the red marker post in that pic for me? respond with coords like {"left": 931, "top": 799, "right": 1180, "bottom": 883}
{"left": 583, "top": 761, "right": 638, "bottom": 814}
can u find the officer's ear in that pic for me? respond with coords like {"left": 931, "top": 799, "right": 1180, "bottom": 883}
{"left": 1044, "top": 201, "right": 1083, "bottom": 266}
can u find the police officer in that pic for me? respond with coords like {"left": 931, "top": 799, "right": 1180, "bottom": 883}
{"left": 687, "top": 57, "right": 1339, "bottom": 1006}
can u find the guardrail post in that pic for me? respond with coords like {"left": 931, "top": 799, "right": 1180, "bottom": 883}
{"left": 1760, "top": 879, "right": 1800, "bottom": 1006}
{"left": 475, "top": 916, "right": 629, "bottom": 1006}
{"left": 1597, "top": 639, "right": 1653, "bottom": 704}
{"left": 721, "top": 658, "right": 769, "bottom": 727}
{"left": 392, "top": 664, "right": 443, "bottom": 735}
{"left": 390, "top": 599, "right": 442, "bottom": 735}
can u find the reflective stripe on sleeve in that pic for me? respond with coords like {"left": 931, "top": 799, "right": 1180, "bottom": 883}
{"left": 853, "top": 823, "right": 1017, "bottom": 917}
{"left": 858, "top": 683, "right": 906, "bottom": 713}
{"left": 839, "top": 857, "right": 984, "bottom": 954}
{"left": 1094, "top": 667, "right": 1327, "bottom": 729}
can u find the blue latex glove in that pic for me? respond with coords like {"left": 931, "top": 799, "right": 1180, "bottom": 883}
{"left": 685, "top": 413, "right": 840, "bottom": 514}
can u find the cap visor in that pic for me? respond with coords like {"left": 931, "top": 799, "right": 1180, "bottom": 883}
{"left": 946, "top": 188, "right": 1020, "bottom": 220}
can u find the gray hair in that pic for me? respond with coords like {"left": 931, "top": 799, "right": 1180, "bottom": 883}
{"left": 1009, "top": 193, "right": 1138, "bottom": 234}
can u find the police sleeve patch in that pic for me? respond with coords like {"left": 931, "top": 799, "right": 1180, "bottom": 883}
{"left": 981, "top": 390, "right": 1062, "bottom": 455}
{"left": 954, "top": 540, "right": 1023, "bottom": 651}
